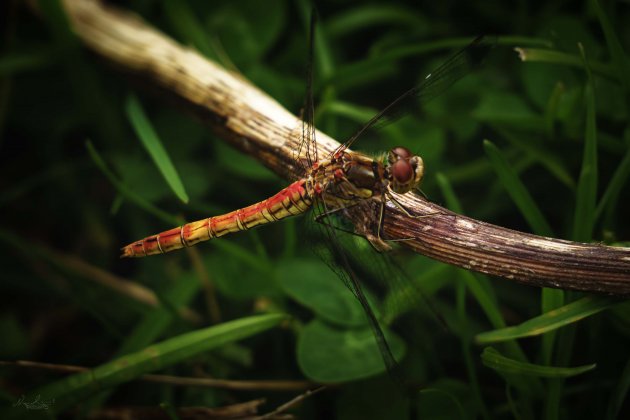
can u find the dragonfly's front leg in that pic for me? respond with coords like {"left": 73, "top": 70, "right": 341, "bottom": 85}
{"left": 373, "top": 189, "right": 441, "bottom": 246}
{"left": 385, "top": 188, "right": 441, "bottom": 220}
{"left": 313, "top": 201, "right": 392, "bottom": 253}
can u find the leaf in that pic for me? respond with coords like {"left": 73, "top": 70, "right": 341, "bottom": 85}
{"left": 490, "top": 126, "right": 575, "bottom": 190}
{"left": 514, "top": 49, "right": 616, "bottom": 80}
{"left": 481, "top": 347, "right": 596, "bottom": 378}
{"left": 476, "top": 296, "right": 619, "bottom": 344}
{"left": 277, "top": 259, "right": 369, "bottom": 328}
{"left": 435, "top": 172, "right": 464, "bottom": 214}
{"left": 326, "top": 5, "right": 427, "bottom": 38}
{"left": 31, "top": 314, "right": 288, "bottom": 412}
{"left": 572, "top": 45, "right": 598, "bottom": 242}
{"left": 472, "top": 91, "right": 539, "bottom": 127}
{"left": 163, "top": 0, "right": 214, "bottom": 58}
{"left": 606, "top": 357, "right": 630, "bottom": 420}
{"left": 592, "top": 0, "right": 630, "bottom": 93}
{"left": 85, "top": 140, "right": 180, "bottom": 226}
{"left": 595, "top": 145, "right": 630, "bottom": 220}
{"left": 483, "top": 140, "right": 554, "bottom": 237}
{"left": 296, "top": 319, "right": 405, "bottom": 382}
{"left": 81, "top": 272, "right": 201, "bottom": 412}
{"left": 125, "top": 94, "right": 189, "bottom": 204}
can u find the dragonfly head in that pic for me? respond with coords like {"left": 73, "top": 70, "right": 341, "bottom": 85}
{"left": 386, "top": 146, "right": 424, "bottom": 194}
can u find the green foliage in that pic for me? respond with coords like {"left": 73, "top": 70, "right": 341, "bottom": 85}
{"left": 1, "top": 0, "right": 630, "bottom": 418}
{"left": 481, "top": 347, "right": 596, "bottom": 378}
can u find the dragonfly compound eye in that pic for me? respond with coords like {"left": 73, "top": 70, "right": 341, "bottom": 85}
{"left": 392, "top": 159, "right": 414, "bottom": 184}
{"left": 389, "top": 154, "right": 424, "bottom": 193}
{"left": 388, "top": 146, "right": 412, "bottom": 164}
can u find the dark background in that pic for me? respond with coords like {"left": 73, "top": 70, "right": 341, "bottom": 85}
{"left": 1, "top": 0, "right": 629, "bottom": 418}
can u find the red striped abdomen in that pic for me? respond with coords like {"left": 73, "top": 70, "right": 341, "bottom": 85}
{"left": 121, "top": 179, "right": 312, "bottom": 258}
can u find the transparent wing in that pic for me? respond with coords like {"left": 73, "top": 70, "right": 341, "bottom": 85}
{"left": 336, "top": 35, "right": 496, "bottom": 154}
{"left": 295, "top": 10, "right": 319, "bottom": 170}
{"left": 308, "top": 196, "right": 402, "bottom": 377}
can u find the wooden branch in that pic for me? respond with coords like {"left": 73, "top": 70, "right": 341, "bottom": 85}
{"left": 59, "top": 0, "right": 630, "bottom": 295}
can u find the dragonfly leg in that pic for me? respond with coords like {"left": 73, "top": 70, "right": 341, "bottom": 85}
{"left": 387, "top": 190, "right": 441, "bottom": 219}
{"left": 375, "top": 191, "right": 441, "bottom": 244}
{"left": 313, "top": 205, "right": 362, "bottom": 238}
{"left": 314, "top": 201, "right": 392, "bottom": 252}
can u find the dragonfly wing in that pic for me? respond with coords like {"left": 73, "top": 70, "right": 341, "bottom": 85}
{"left": 338, "top": 35, "right": 497, "bottom": 153}
{"left": 308, "top": 196, "right": 402, "bottom": 376}
{"left": 297, "top": 9, "right": 319, "bottom": 169}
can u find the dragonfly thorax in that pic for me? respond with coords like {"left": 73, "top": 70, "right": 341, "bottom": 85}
{"left": 386, "top": 146, "right": 424, "bottom": 194}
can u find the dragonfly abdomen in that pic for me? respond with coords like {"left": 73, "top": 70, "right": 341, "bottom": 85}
{"left": 121, "top": 179, "right": 312, "bottom": 258}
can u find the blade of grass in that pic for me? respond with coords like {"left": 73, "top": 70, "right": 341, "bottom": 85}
{"left": 87, "top": 141, "right": 270, "bottom": 271}
{"left": 0, "top": 49, "right": 60, "bottom": 75}
{"left": 0, "top": 228, "right": 192, "bottom": 318}
{"left": 86, "top": 140, "right": 181, "bottom": 226}
{"left": 162, "top": 0, "right": 214, "bottom": 59}
{"left": 514, "top": 48, "right": 617, "bottom": 81}
{"left": 483, "top": 139, "right": 554, "bottom": 237}
{"left": 435, "top": 172, "right": 464, "bottom": 214}
{"left": 606, "top": 357, "right": 630, "bottom": 420}
{"left": 37, "top": 0, "right": 78, "bottom": 46}
{"left": 82, "top": 272, "right": 201, "bottom": 412}
{"left": 544, "top": 82, "right": 565, "bottom": 141}
{"left": 592, "top": 0, "right": 630, "bottom": 92}
{"left": 540, "top": 288, "right": 564, "bottom": 366}
{"left": 326, "top": 5, "right": 425, "bottom": 38}
{"left": 440, "top": 173, "right": 541, "bottom": 397}
{"left": 39, "top": 0, "right": 126, "bottom": 145}
{"left": 595, "top": 146, "right": 630, "bottom": 221}
{"left": 476, "top": 296, "right": 619, "bottom": 344}
{"left": 572, "top": 44, "right": 598, "bottom": 242}
{"left": 31, "top": 313, "right": 288, "bottom": 413}
{"left": 456, "top": 275, "right": 490, "bottom": 420}
{"left": 546, "top": 321, "right": 577, "bottom": 420}
{"left": 491, "top": 125, "right": 575, "bottom": 190}
{"left": 481, "top": 347, "right": 596, "bottom": 378}
{"left": 125, "top": 94, "right": 189, "bottom": 204}
{"left": 374, "top": 36, "right": 541, "bottom": 65}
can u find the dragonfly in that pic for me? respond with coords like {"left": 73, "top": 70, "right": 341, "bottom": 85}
{"left": 122, "top": 14, "right": 493, "bottom": 375}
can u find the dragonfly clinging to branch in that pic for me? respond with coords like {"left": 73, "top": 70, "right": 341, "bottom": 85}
{"left": 122, "top": 12, "right": 493, "bottom": 375}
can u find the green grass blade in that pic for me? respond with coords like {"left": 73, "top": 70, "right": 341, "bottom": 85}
{"left": 321, "top": 100, "right": 377, "bottom": 123}
{"left": 86, "top": 140, "right": 180, "bottom": 226}
{"left": 481, "top": 347, "right": 596, "bottom": 378}
{"left": 435, "top": 172, "right": 464, "bottom": 214}
{"left": 32, "top": 313, "right": 288, "bottom": 413}
{"left": 592, "top": 0, "right": 630, "bottom": 92}
{"left": 514, "top": 48, "right": 617, "bottom": 80}
{"left": 491, "top": 126, "right": 575, "bottom": 190}
{"left": 483, "top": 140, "right": 554, "bottom": 237}
{"left": 125, "top": 94, "right": 189, "bottom": 204}
{"left": 476, "top": 296, "right": 619, "bottom": 344}
{"left": 606, "top": 357, "right": 630, "bottom": 420}
{"left": 540, "top": 288, "right": 565, "bottom": 365}
{"left": 456, "top": 280, "right": 491, "bottom": 420}
{"left": 595, "top": 147, "right": 630, "bottom": 220}
{"left": 544, "top": 82, "right": 564, "bottom": 140}
{"left": 37, "top": 0, "right": 79, "bottom": 46}
{"left": 572, "top": 45, "right": 598, "bottom": 242}
{"left": 82, "top": 273, "right": 201, "bottom": 412}
{"left": 433, "top": 192, "right": 534, "bottom": 390}
{"left": 437, "top": 174, "right": 526, "bottom": 360}
{"left": 458, "top": 270, "right": 535, "bottom": 386}
{"left": 326, "top": 5, "right": 425, "bottom": 38}
{"left": 162, "top": 0, "right": 214, "bottom": 59}
{"left": 0, "top": 50, "right": 60, "bottom": 75}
